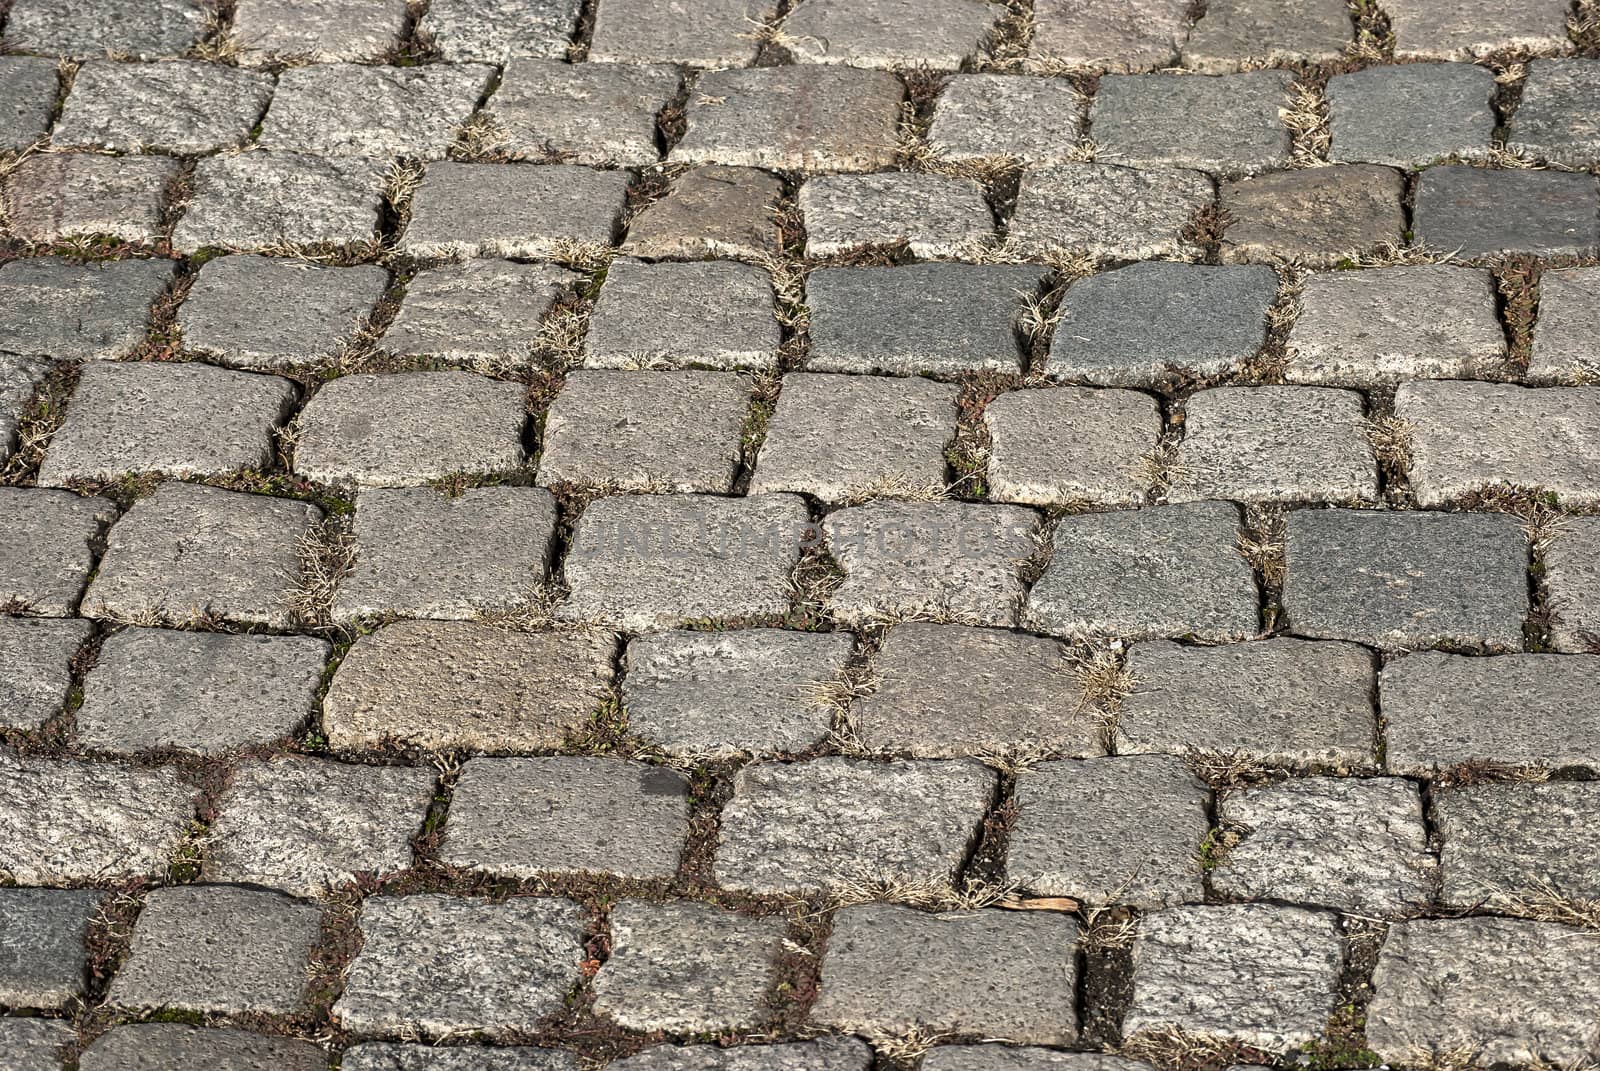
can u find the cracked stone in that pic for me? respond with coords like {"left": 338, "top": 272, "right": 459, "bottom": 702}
{"left": 0, "top": 256, "right": 175, "bottom": 361}
{"left": 54, "top": 60, "right": 273, "bottom": 154}
{"left": 800, "top": 173, "right": 992, "bottom": 259}
{"left": 0, "top": 617, "right": 90, "bottom": 730}
{"left": 1386, "top": 0, "right": 1572, "bottom": 60}
{"left": 487, "top": 59, "right": 678, "bottom": 165}
{"left": 590, "top": 0, "right": 769, "bottom": 66}
{"left": 382, "top": 259, "right": 576, "bottom": 368}
{"left": 1508, "top": 59, "right": 1600, "bottom": 165}
{"left": 0, "top": 887, "right": 97, "bottom": 1009}
{"left": 1328, "top": 63, "right": 1496, "bottom": 167}
{"left": 1548, "top": 517, "right": 1600, "bottom": 652}
{"left": 79, "top": 1025, "right": 326, "bottom": 1071}
{"left": 621, "top": 165, "right": 782, "bottom": 260}
{"left": 926, "top": 73, "right": 1085, "bottom": 164}
{"left": 171, "top": 151, "right": 387, "bottom": 255}
{"left": 1090, "top": 71, "right": 1293, "bottom": 175}
{"left": 0, "top": 488, "right": 116, "bottom": 617}
{"left": 0, "top": 56, "right": 58, "bottom": 150}
{"left": 1436, "top": 780, "right": 1600, "bottom": 912}
{"left": 260, "top": 62, "right": 494, "bottom": 160}
{"left": 233, "top": 0, "right": 409, "bottom": 64}
{"left": 421, "top": 0, "right": 580, "bottom": 62}
{"left": 1219, "top": 165, "right": 1406, "bottom": 265}
{"left": 984, "top": 386, "right": 1159, "bottom": 507}
{"left": 399, "top": 161, "right": 630, "bottom": 259}
{"left": 583, "top": 258, "right": 780, "bottom": 371}
{"left": 1031, "top": 0, "right": 1190, "bottom": 71}
{"left": 3, "top": 0, "right": 202, "bottom": 58}
{"left": 3, "top": 152, "right": 176, "bottom": 245}
{"left": 780, "top": 0, "right": 1001, "bottom": 70}
{"left": 1529, "top": 267, "right": 1600, "bottom": 384}
{"left": 1413, "top": 166, "right": 1600, "bottom": 259}
{"left": 1009, "top": 164, "right": 1214, "bottom": 261}
{"left": 1181, "top": 0, "right": 1351, "bottom": 71}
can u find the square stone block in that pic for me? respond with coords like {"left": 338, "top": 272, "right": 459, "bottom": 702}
{"left": 780, "top": 0, "right": 1000, "bottom": 70}
{"left": 589, "top": 0, "right": 767, "bottom": 66}
{"left": 1328, "top": 63, "right": 1496, "bottom": 167}
{"left": 487, "top": 59, "right": 678, "bottom": 166}
{"left": 927, "top": 73, "right": 1085, "bottom": 165}
{"left": 260, "top": 62, "right": 494, "bottom": 160}
{"left": 382, "top": 259, "right": 576, "bottom": 368}
{"left": 800, "top": 173, "right": 993, "bottom": 259}
{"left": 1219, "top": 165, "right": 1406, "bottom": 265}
{"left": 0, "top": 617, "right": 91, "bottom": 729}
{"left": 1010, "top": 164, "right": 1214, "bottom": 261}
{"left": 422, "top": 0, "right": 580, "bottom": 62}
{"left": 1090, "top": 71, "right": 1293, "bottom": 175}
{"left": 1181, "top": 0, "right": 1350, "bottom": 71}
{"left": 171, "top": 151, "right": 387, "bottom": 255}
{"left": 0, "top": 887, "right": 98, "bottom": 1009}
{"left": 0, "top": 56, "right": 59, "bottom": 150}
{"left": 4, "top": 0, "right": 202, "bottom": 58}
{"left": 4, "top": 153, "right": 177, "bottom": 244}
{"left": 583, "top": 258, "right": 780, "bottom": 371}
{"left": 1413, "top": 166, "right": 1600, "bottom": 260}
{"left": 233, "top": 0, "right": 409, "bottom": 64}
{"left": 1031, "top": 0, "right": 1190, "bottom": 71}
{"left": 54, "top": 60, "right": 274, "bottom": 154}
{"left": 0, "top": 487, "right": 116, "bottom": 617}
{"left": 985, "top": 386, "right": 1160, "bottom": 507}
{"left": 0, "top": 256, "right": 175, "bottom": 361}
{"left": 1436, "top": 781, "right": 1600, "bottom": 912}
{"left": 399, "top": 162, "right": 630, "bottom": 259}
{"left": 1508, "top": 59, "right": 1600, "bottom": 166}
{"left": 621, "top": 165, "right": 782, "bottom": 261}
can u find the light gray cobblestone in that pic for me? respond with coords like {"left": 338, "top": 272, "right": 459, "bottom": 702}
{"left": 3, "top": 153, "right": 177, "bottom": 245}
{"left": 383, "top": 259, "right": 574, "bottom": 367}
{"left": 0, "top": 617, "right": 91, "bottom": 729}
{"left": 171, "top": 151, "right": 387, "bottom": 255}
{"left": 583, "top": 259, "right": 780, "bottom": 371}
{"left": 53, "top": 60, "right": 273, "bottom": 154}
{"left": 1548, "top": 517, "right": 1600, "bottom": 652}
{"left": 588, "top": 0, "right": 767, "bottom": 66}
{"left": 926, "top": 74, "right": 1085, "bottom": 165}
{"left": 609, "top": 1042, "right": 871, "bottom": 1071}
{"left": 621, "top": 165, "right": 781, "bottom": 261}
{"left": 1386, "top": 0, "right": 1572, "bottom": 60}
{"left": 984, "top": 386, "right": 1159, "bottom": 507}
{"left": 1009, "top": 165, "right": 1214, "bottom": 261}
{"left": 800, "top": 173, "right": 992, "bottom": 260}
{"left": 421, "top": 0, "right": 579, "bottom": 62}
{"left": 3, "top": 0, "right": 202, "bottom": 58}
{"left": 233, "top": 0, "right": 408, "bottom": 65}
{"left": 488, "top": 59, "right": 678, "bottom": 166}
{"left": 260, "top": 62, "right": 494, "bottom": 160}
{"left": 1509, "top": 59, "right": 1600, "bottom": 165}
{"left": 1181, "top": 0, "right": 1351, "bottom": 71}
{"left": 399, "top": 162, "right": 630, "bottom": 259}
{"left": 780, "top": 0, "right": 1002, "bottom": 70}
{"left": 343, "top": 1045, "right": 579, "bottom": 1071}
{"left": 1030, "top": 0, "right": 1190, "bottom": 71}
{"left": 1529, "top": 267, "right": 1600, "bottom": 384}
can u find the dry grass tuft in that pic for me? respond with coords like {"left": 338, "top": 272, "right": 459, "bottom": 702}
{"left": 827, "top": 872, "right": 1018, "bottom": 913}
{"left": 1121, "top": 1025, "right": 1271, "bottom": 1071}
{"left": 543, "top": 238, "right": 616, "bottom": 274}
{"left": 1343, "top": 239, "right": 1459, "bottom": 267}
{"left": 1346, "top": 0, "right": 1395, "bottom": 62}
{"left": 1065, "top": 644, "right": 1133, "bottom": 713}
{"left": 1186, "top": 749, "right": 1284, "bottom": 790}
{"left": 1470, "top": 878, "right": 1600, "bottom": 931}
{"left": 1429, "top": 758, "right": 1551, "bottom": 787}
{"left": 750, "top": 251, "right": 809, "bottom": 332}
{"left": 1237, "top": 505, "right": 1287, "bottom": 592}
{"left": 473, "top": 588, "right": 566, "bottom": 633}
{"left": 786, "top": 545, "right": 844, "bottom": 626}
{"left": 1574, "top": 0, "right": 1600, "bottom": 51}
{"left": 872, "top": 1029, "right": 951, "bottom": 1064}
{"left": 1366, "top": 413, "right": 1414, "bottom": 477}
{"left": 0, "top": 364, "right": 77, "bottom": 486}
{"left": 288, "top": 518, "right": 355, "bottom": 627}
{"left": 839, "top": 472, "right": 949, "bottom": 506}
{"left": 1132, "top": 434, "right": 1188, "bottom": 499}
{"left": 450, "top": 111, "right": 512, "bottom": 162}
{"left": 980, "top": 0, "right": 1034, "bottom": 71}
{"left": 1455, "top": 484, "right": 1569, "bottom": 554}
{"left": 1282, "top": 79, "right": 1331, "bottom": 166}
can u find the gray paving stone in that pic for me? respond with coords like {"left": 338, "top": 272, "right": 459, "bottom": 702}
{"left": 54, "top": 60, "right": 273, "bottom": 154}
{"left": 1181, "top": 0, "right": 1351, "bottom": 72}
{"left": 814, "top": 904, "right": 1080, "bottom": 1043}
{"left": 233, "top": 0, "right": 409, "bottom": 64}
{"left": 1091, "top": 71, "right": 1292, "bottom": 175}
{"left": 442, "top": 757, "right": 688, "bottom": 880}
{"left": 1529, "top": 267, "right": 1600, "bottom": 384}
{"left": 621, "top": 165, "right": 782, "bottom": 261}
{"left": 1030, "top": 0, "right": 1190, "bottom": 71}
{"left": 583, "top": 258, "right": 780, "bottom": 371}
{"left": 806, "top": 263, "right": 1042, "bottom": 377}
{"left": 561, "top": 493, "right": 807, "bottom": 630}
{"left": 1287, "top": 266, "right": 1506, "bottom": 384}
{"left": 0, "top": 1018, "right": 73, "bottom": 1070}
{"left": 0, "top": 887, "right": 97, "bottom": 1008}
{"left": 0, "top": 56, "right": 58, "bottom": 150}
{"left": 1367, "top": 918, "right": 1600, "bottom": 1067}
{"left": 610, "top": 1041, "right": 872, "bottom": 1071}
{"left": 854, "top": 623, "right": 1104, "bottom": 758}
{"left": 333, "top": 486, "right": 559, "bottom": 621}
{"left": 0, "top": 354, "right": 45, "bottom": 465}
{"left": 261, "top": 62, "right": 494, "bottom": 160}
{"left": 1381, "top": 652, "right": 1600, "bottom": 774}
{"left": 1124, "top": 904, "right": 1342, "bottom": 1052}
{"left": 382, "top": 259, "right": 575, "bottom": 368}
{"left": 672, "top": 66, "right": 902, "bottom": 171}
{"left": 0, "top": 488, "right": 115, "bottom": 617}
{"left": 715, "top": 756, "right": 996, "bottom": 895}
{"left": 1009, "top": 164, "right": 1214, "bottom": 261}
{"left": 0, "top": 754, "right": 194, "bottom": 884}
{"left": 985, "top": 386, "right": 1159, "bottom": 507}
{"left": 749, "top": 373, "right": 957, "bottom": 503}
{"left": 400, "top": 161, "right": 630, "bottom": 259}
{"left": 590, "top": 0, "right": 765, "bottom": 65}
{"left": 488, "top": 60, "right": 677, "bottom": 166}
{"left": 1282, "top": 510, "right": 1528, "bottom": 651}
{"left": 343, "top": 1045, "right": 579, "bottom": 1071}
{"left": 1386, "top": 0, "right": 1572, "bottom": 60}
{"left": 922, "top": 1050, "right": 1150, "bottom": 1071}
{"left": 335, "top": 895, "right": 585, "bottom": 1038}
{"left": 593, "top": 900, "right": 783, "bottom": 1033}
{"left": 1512, "top": 59, "right": 1600, "bottom": 168}
{"left": 0, "top": 617, "right": 89, "bottom": 730}
{"left": 622, "top": 628, "right": 853, "bottom": 758}
{"left": 323, "top": 619, "right": 614, "bottom": 751}
{"left": 0, "top": 256, "right": 174, "bottom": 361}
{"left": 1024, "top": 502, "right": 1259, "bottom": 642}
{"left": 422, "top": 0, "right": 579, "bottom": 62}
{"left": 1116, "top": 638, "right": 1378, "bottom": 769}
{"left": 3, "top": 153, "right": 177, "bottom": 245}
{"left": 1220, "top": 165, "right": 1406, "bottom": 265}
{"left": 3, "top": 0, "right": 203, "bottom": 58}
{"left": 800, "top": 173, "right": 992, "bottom": 259}
{"left": 1006, "top": 755, "right": 1208, "bottom": 909}
{"left": 926, "top": 73, "right": 1084, "bottom": 165}
{"left": 1549, "top": 517, "right": 1600, "bottom": 652}
{"left": 537, "top": 370, "right": 748, "bottom": 493}
{"left": 107, "top": 885, "right": 321, "bottom": 1016}
{"left": 1328, "top": 63, "right": 1496, "bottom": 168}
{"left": 1436, "top": 781, "right": 1600, "bottom": 912}
{"left": 171, "top": 151, "right": 387, "bottom": 255}
{"left": 206, "top": 757, "right": 434, "bottom": 896}
{"left": 37, "top": 361, "right": 297, "bottom": 487}
{"left": 84, "top": 483, "right": 319, "bottom": 630}
{"left": 78, "top": 1025, "right": 326, "bottom": 1071}
{"left": 780, "top": 0, "right": 1000, "bottom": 70}
{"left": 1413, "top": 166, "right": 1600, "bottom": 260}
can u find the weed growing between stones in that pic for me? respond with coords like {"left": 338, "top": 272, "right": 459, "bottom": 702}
{"left": 0, "top": 361, "right": 78, "bottom": 486}
{"left": 1284, "top": 78, "right": 1332, "bottom": 166}
{"left": 1345, "top": 0, "right": 1394, "bottom": 64}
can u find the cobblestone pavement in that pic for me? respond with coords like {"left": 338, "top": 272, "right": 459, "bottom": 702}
{"left": 2, "top": 0, "right": 1600, "bottom": 1067}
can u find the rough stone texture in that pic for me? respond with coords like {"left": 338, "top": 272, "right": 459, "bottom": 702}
{"left": 37, "top": 360, "right": 297, "bottom": 486}
{"left": 323, "top": 620, "right": 614, "bottom": 751}
{"left": 171, "top": 151, "right": 387, "bottom": 255}
{"left": 292, "top": 371, "right": 526, "bottom": 488}
{"left": 54, "top": 60, "right": 273, "bottom": 154}
{"left": 561, "top": 493, "right": 807, "bottom": 630}
{"left": 923, "top": 1053, "right": 1177, "bottom": 1071}
{"left": 537, "top": 370, "right": 748, "bottom": 492}
{"left": 1031, "top": 0, "right": 1190, "bottom": 71}
{"left": 204, "top": 757, "right": 435, "bottom": 895}
{"left": 83, "top": 482, "right": 320, "bottom": 630}
{"left": 609, "top": 1041, "right": 873, "bottom": 1071}
{"left": 1367, "top": 918, "right": 1600, "bottom": 1067}
{"left": 1181, "top": 0, "right": 1351, "bottom": 71}
{"left": 233, "top": 0, "right": 409, "bottom": 64}
{"left": 0, "top": 617, "right": 91, "bottom": 729}
{"left": 333, "top": 487, "right": 559, "bottom": 621}
{"left": 399, "top": 162, "right": 630, "bottom": 259}
{"left": 589, "top": 0, "right": 769, "bottom": 66}
{"left": 622, "top": 629, "right": 853, "bottom": 758}
{"left": 77, "top": 628, "right": 328, "bottom": 754}
{"left": 0, "top": 488, "right": 116, "bottom": 617}
{"left": 813, "top": 904, "right": 1080, "bottom": 1043}
{"left": 383, "top": 259, "right": 576, "bottom": 367}
{"left": 1413, "top": 166, "right": 1600, "bottom": 259}
{"left": 1282, "top": 510, "right": 1529, "bottom": 651}
{"left": 78, "top": 1025, "right": 326, "bottom": 1071}
{"left": 1171, "top": 386, "right": 1378, "bottom": 504}
{"left": 1436, "top": 781, "right": 1600, "bottom": 911}
{"left": 854, "top": 623, "right": 1104, "bottom": 757}
{"left": 985, "top": 387, "right": 1158, "bottom": 507}
{"left": 488, "top": 59, "right": 678, "bottom": 165}
{"left": 261, "top": 62, "right": 494, "bottom": 160}
{"left": 926, "top": 73, "right": 1085, "bottom": 164}
{"left": 0, "top": 887, "right": 97, "bottom": 1008}
{"left": 1549, "top": 517, "right": 1600, "bottom": 652}
{"left": 782, "top": 0, "right": 1000, "bottom": 69}
{"left": 1024, "top": 502, "right": 1259, "bottom": 642}
{"left": 422, "top": 0, "right": 580, "bottom": 62}
{"left": 585, "top": 259, "right": 777, "bottom": 371}
{"left": 1007, "top": 756, "right": 1208, "bottom": 909}
{"left": 1381, "top": 652, "right": 1600, "bottom": 774}
{"left": 335, "top": 895, "right": 586, "bottom": 1038}
{"left": 715, "top": 757, "right": 997, "bottom": 895}
{"left": 441, "top": 757, "right": 689, "bottom": 880}
{"left": 0, "top": 1019, "right": 73, "bottom": 1069}
{"left": 1009, "top": 165, "right": 1214, "bottom": 261}
{"left": 1091, "top": 71, "right": 1293, "bottom": 175}
{"left": 0, "top": 354, "right": 45, "bottom": 465}
{"left": 0, "top": 56, "right": 59, "bottom": 150}
{"left": 1529, "top": 267, "right": 1600, "bottom": 384}
{"left": 3, "top": 0, "right": 202, "bottom": 58}
{"left": 806, "top": 263, "right": 1043, "bottom": 376}
{"left": 344, "top": 1045, "right": 581, "bottom": 1071}
{"left": 1287, "top": 266, "right": 1506, "bottom": 384}
{"left": 1116, "top": 639, "right": 1378, "bottom": 769}
{"left": 107, "top": 885, "right": 321, "bottom": 1016}
{"left": 622, "top": 165, "right": 782, "bottom": 260}
{"left": 3, "top": 153, "right": 178, "bottom": 245}
{"left": 1328, "top": 63, "right": 1496, "bottom": 167}
{"left": 593, "top": 901, "right": 784, "bottom": 1033}
{"left": 672, "top": 66, "right": 902, "bottom": 171}
{"left": 750, "top": 373, "right": 957, "bottom": 502}
{"left": 1124, "top": 904, "right": 1343, "bottom": 1051}
{"left": 800, "top": 173, "right": 992, "bottom": 259}
{"left": 1509, "top": 60, "right": 1600, "bottom": 165}
{"left": 1219, "top": 165, "right": 1406, "bottom": 265}
{"left": 0, "top": 256, "right": 174, "bottom": 361}
{"left": 0, "top": 754, "right": 193, "bottom": 884}
{"left": 1386, "top": 0, "right": 1572, "bottom": 60}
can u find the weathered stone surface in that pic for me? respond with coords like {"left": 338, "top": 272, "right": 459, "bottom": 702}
{"left": 343, "top": 1045, "right": 579, "bottom": 1071}
{"left": 261, "top": 62, "right": 494, "bottom": 160}
{"left": 611, "top": 1041, "right": 872, "bottom": 1071}
{"left": 335, "top": 895, "right": 585, "bottom": 1038}
{"left": 622, "top": 629, "right": 853, "bottom": 758}
{"left": 538, "top": 370, "right": 748, "bottom": 492}
{"left": 1124, "top": 904, "right": 1342, "bottom": 1051}
{"left": 233, "top": 0, "right": 409, "bottom": 64}
{"left": 1413, "top": 166, "right": 1600, "bottom": 259}
{"left": 923, "top": 1051, "right": 1163, "bottom": 1071}
{"left": 1549, "top": 517, "right": 1600, "bottom": 652}
{"left": 814, "top": 904, "right": 1080, "bottom": 1043}
{"left": 0, "top": 887, "right": 97, "bottom": 1008}
{"left": 1007, "top": 756, "right": 1208, "bottom": 909}
{"left": 0, "top": 754, "right": 193, "bottom": 884}
{"left": 37, "top": 360, "right": 297, "bottom": 486}
{"left": 1381, "top": 652, "right": 1600, "bottom": 774}
{"left": 584, "top": 258, "right": 780, "bottom": 371}
{"left": 800, "top": 173, "right": 992, "bottom": 259}
{"left": 750, "top": 373, "right": 957, "bottom": 502}
{"left": 442, "top": 757, "right": 689, "bottom": 880}
{"left": 0, "top": 256, "right": 174, "bottom": 361}
{"left": 621, "top": 165, "right": 781, "bottom": 261}
{"left": 4, "top": 153, "right": 177, "bottom": 245}
{"left": 107, "top": 885, "right": 321, "bottom": 1016}
{"left": 1529, "top": 267, "right": 1600, "bottom": 384}
{"left": 78, "top": 1025, "right": 326, "bottom": 1071}
{"left": 0, "top": 1018, "right": 73, "bottom": 1069}
{"left": 1025, "top": 502, "right": 1259, "bottom": 642}
{"left": 422, "top": 0, "right": 579, "bottom": 62}
{"left": 1091, "top": 71, "right": 1292, "bottom": 175}
{"left": 0, "top": 617, "right": 90, "bottom": 729}
{"left": 1386, "top": 0, "right": 1572, "bottom": 60}
{"left": 561, "top": 493, "right": 807, "bottom": 630}
{"left": 593, "top": 901, "right": 783, "bottom": 1033}
{"left": 3, "top": 0, "right": 202, "bottom": 58}
{"left": 333, "top": 487, "right": 559, "bottom": 621}
{"left": 1367, "top": 918, "right": 1600, "bottom": 1066}
{"left": 400, "top": 162, "right": 630, "bottom": 259}
{"left": 0, "top": 354, "right": 45, "bottom": 465}
{"left": 0, "top": 487, "right": 115, "bottom": 617}
{"left": 806, "top": 263, "right": 1043, "bottom": 377}
{"left": 84, "top": 482, "right": 319, "bottom": 630}
{"left": 1181, "top": 0, "right": 1351, "bottom": 71}
{"left": 1508, "top": 60, "right": 1600, "bottom": 165}
{"left": 782, "top": 0, "right": 1000, "bottom": 69}
{"left": 1116, "top": 638, "right": 1377, "bottom": 769}
{"left": 1282, "top": 510, "right": 1528, "bottom": 651}
{"left": 1219, "top": 165, "right": 1406, "bottom": 265}
{"left": 54, "top": 60, "right": 273, "bottom": 154}
{"left": 984, "top": 386, "right": 1159, "bottom": 507}
{"left": 672, "top": 66, "right": 902, "bottom": 171}
{"left": 488, "top": 59, "right": 677, "bottom": 165}
{"left": 382, "top": 259, "right": 575, "bottom": 367}
{"left": 715, "top": 757, "right": 996, "bottom": 895}
{"left": 1436, "top": 781, "right": 1600, "bottom": 911}
{"left": 172, "top": 151, "right": 387, "bottom": 255}
{"left": 590, "top": 0, "right": 768, "bottom": 66}
{"left": 323, "top": 620, "right": 614, "bottom": 751}
{"left": 1328, "top": 63, "right": 1496, "bottom": 167}
{"left": 1031, "top": 0, "right": 1189, "bottom": 71}
{"left": 0, "top": 56, "right": 58, "bottom": 150}
{"left": 77, "top": 628, "right": 328, "bottom": 754}
{"left": 1010, "top": 165, "right": 1214, "bottom": 261}
{"left": 926, "top": 73, "right": 1084, "bottom": 164}
{"left": 205, "top": 757, "right": 434, "bottom": 895}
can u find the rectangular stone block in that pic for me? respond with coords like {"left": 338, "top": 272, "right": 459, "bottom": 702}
{"left": 1009, "top": 165, "right": 1214, "bottom": 261}
{"left": 381, "top": 259, "right": 576, "bottom": 368}
{"left": 1031, "top": 0, "right": 1189, "bottom": 71}
{"left": 1180, "top": 0, "right": 1350, "bottom": 71}
{"left": 232, "top": 0, "right": 408, "bottom": 64}
{"left": 0, "top": 256, "right": 175, "bottom": 361}
{"left": 0, "top": 55, "right": 59, "bottom": 149}
{"left": 1090, "top": 71, "right": 1293, "bottom": 175}
{"left": 399, "top": 161, "right": 630, "bottom": 259}
{"left": 422, "top": 0, "right": 580, "bottom": 62}
{"left": 0, "top": 488, "right": 116, "bottom": 617}
{"left": 54, "top": 60, "right": 273, "bottom": 154}
{"left": 1328, "top": 63, "right": 1496, "bottom": 168}
{"left": 779, "top": 0, "right": 1000, "bottom": 70}
{"left": 1548, "top": 516, "right": 1600, "bottom": 653}
{"left": 260, "top": 62, "right": 494, "bottom": 160}
{"left": 0, "top": 617, "right": 91, "bottom": 729}
{"left": 0, "top": 887, "right": 98, "bottom": 1009}
{"left": 984, "top": 386, "right": 1160, "bottom": 507}
{"left": 799, "top": 173, "right": 993, "bottom": 260}
{"left": 487, "top": 59, "right": 678, "bottom": 165}
{"left": 171, "top": 151, "right": 387, "bottom": 255}
{"left": 589, "top": 0, "right": 766, "bottom": 66}
{"left": 582, "top": 259, "right": 780, "bottom": 371}
{"left": 1436, "top": 781, "right": 1600, "bottom": 912}
{"left": 927, "top": 73, "right": 1085, "bottom": 165}
{"left": 1219, "top": 165, "right": 1406, "bottom": 265}
{"left": 4, "top": 153, "right": 178, "bottom": 245}
{"left": 1413, "top": 166, "right": 1600, "bottom": 260}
